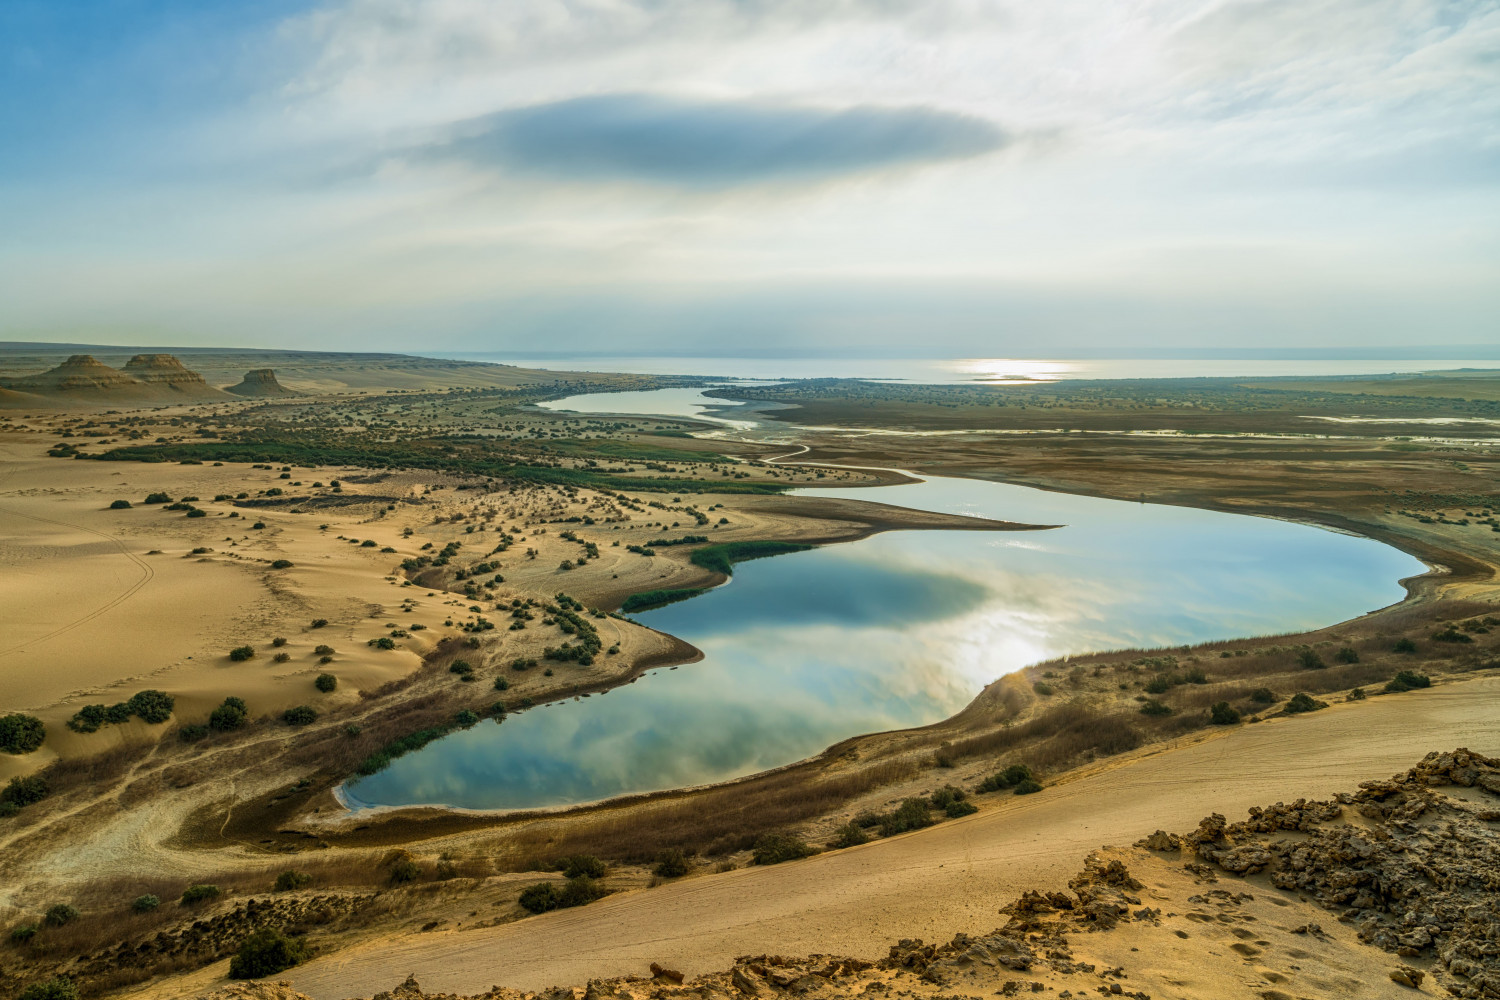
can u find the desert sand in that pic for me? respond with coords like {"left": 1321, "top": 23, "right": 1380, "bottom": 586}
{"left": 148, "top": 674, "right": 1495, "bottom": 1000}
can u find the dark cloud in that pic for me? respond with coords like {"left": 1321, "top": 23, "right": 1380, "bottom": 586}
{"left": 435, "top": 93, "right": 1007, "bottom": 186}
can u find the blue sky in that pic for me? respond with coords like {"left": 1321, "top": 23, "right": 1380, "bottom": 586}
{"left": 1, "top": 0, "right": 1496, "bottom": 355}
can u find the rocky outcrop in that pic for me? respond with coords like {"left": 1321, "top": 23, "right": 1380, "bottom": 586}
{"left": 122, "top": 353, "right": 215, "bottom": 393}
{"left": 226, "top": 368, "right": 297, "bottom": 396}
{"left": 2, "top": 354, "right": 141, "bottom": 393}
{"left": 1184, "top": 748, "right": 1500, "bottom": 999}
{"left": 0, "top": 353, "right": 226, "bottom": 402}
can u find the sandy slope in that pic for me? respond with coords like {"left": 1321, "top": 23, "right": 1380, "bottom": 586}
{"left": 167, "top": 674, "right": 1497, "bottom": 999}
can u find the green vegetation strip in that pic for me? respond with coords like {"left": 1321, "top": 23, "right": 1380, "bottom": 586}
{"left": 93, "top": 440, "right": 787, "bottom": 495}
{"left": 621, "top": 588, "right": 710, "bottom": 613}
{"left": 689, "top": 539, "right": 813, "bottom": 575}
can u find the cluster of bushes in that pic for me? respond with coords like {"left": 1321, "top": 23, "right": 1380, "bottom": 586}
{"left": 1, "top": 774, "right": 49, "bottom": 816}
{"left": 1144, "top": 666, "right": 1208, "bottom": 694}
{"left": 520, "top": 855, "right": 609, "bottom": 913}
{"left": 17, "top": 978, "right": 79, "bottom": 1000}
{"left": 182, "top": 695, "right": 251, "bottom": 741}
{"left": 978, "top": 763, "right": 1042, "bottom": 795}
{"left": 1209, "top": 701, "right": 1241, "bottom": 725}
{"left": 542, "top": 604, "right": 603, "bottom": 665}
{"left": 314, "top": 673, "right": 338, "bottom": 693}
{"left": 0, "top": 713, "right": 46, "bottom": 754}
{"left": 67, "top": 689, "right": 174, "bottom": 733}
{"left": 282, "top": 706, "right": 318, "bottom": 726}
{"left": 228, "top": 927, "right": 310, "bottom": 979}
{"left": 1385, "top": 670, "right": 1432, "bottom": 693}
{"left": 1284, "top": 692, "right": 1326, "bottom": 714}
{"left": 751, "top": 831, "right": 816, "bottom": 865}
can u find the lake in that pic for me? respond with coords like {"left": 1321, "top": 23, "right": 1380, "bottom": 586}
{"left": 342, "top": 472, "right": 1424, "bottom": 812}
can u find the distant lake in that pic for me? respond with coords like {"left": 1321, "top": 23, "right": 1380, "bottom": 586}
{"left": 438, "top": 353, "right": 1500, "bottom": 384}
{"left": 343, "top": 473, "right": 1424, "bottom": 812}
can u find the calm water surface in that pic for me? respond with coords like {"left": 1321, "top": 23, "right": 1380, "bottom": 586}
{"left": 344, "top": 474, "right": 1424, "bottom": 811}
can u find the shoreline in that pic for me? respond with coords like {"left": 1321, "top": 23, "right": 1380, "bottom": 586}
{"left": 300, "top": 435, "right": 1468, "bottom": 831}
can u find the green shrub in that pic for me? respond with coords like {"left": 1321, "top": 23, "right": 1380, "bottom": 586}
{"left": 1347, "top": 687, "right": 1367, "bottom": 701}
{"left": 209, "top": 698, "right": 247, "bottom": 732}
{"left": 558, "top": 875, "right": 605, "bottom": 908}
{"left": 282, "top": 706, "right": 317, "bottom": 726}
{"left": 929, "top": 785, "right": 967, "bottom": 810}
{"left": 978, "top": 763, "right": 1035, "bottom": 793}
{"left": 654, "top": 848, "right": 690, "bottom": 878}
{"left": 127, "top": 689, "right": 174, "bottom": 724}
{"left": 18, "top": 977, "right": 78, "bottom": 1000}
{"left": 945, "top": 800, "right": 978, "bottom": 818}
{"left": 493, "top": 677, "right": 509, "bottom": 691}
{"left": 1209, "top": 701, "right": 1241, "bottom": 725}
{"left": 560, "top": 854, "right": 607, "bottom": 879}
{"left": 313, "top": 644, "right": 335, "bottom": 656}
{"left": 1286, "top": 692, "right": 1326, "bottom": 713}
{"left": 1032, "top": 681, "right": 1054, "bottom": 696}
{"left": 274, "top": 870, "right": 312, "bottom": 891}
{"left": 1250, "top": 687, "right": 1276, "bottom": 704}
{"left": 829, "top": 823, "right": 870, "bottom": 849}
{"left": 144, "top": 492, "right": 171, "bottom": 504}
{"left": 1013, "top": 778, "right": 1044, "bottom": 795}
{"left": 132, "top": 894, "right": 160, "bottom": 912}
{"left": 455, "top": 709, "right": 480, "bottom": 727}
{"left": 228, "top": 645, "right": 256, "bottom": 662}
{"left": 877, "top": 798, "right": 934, "bottom": 837}
{"left": 1385, "top": 671, "right": 1432, "bottom": 693}
{"left": 3, "top": 775, "right": 50, "bottom": 807}
{"left": 1139, "top": 699, "right": 1173, "bottom": 716}
{"left": 314, "top": 673, "right": 337, "bottom": 693}
{"left": 270, "top": 559, "right": 293, "bottom": 569}
{"left": 389, "top": 860, "right": 421, "bottom": 884}
{"left": 180, "top": 884, "right": 220, "bottom": 904}
{"left": 1335, "top": 646, "right": 1360, "bottom": 664}
{"left": 368, "top": 636, "right": 396, "bottom": 650}
{"left": 1183, "top": 667, "right": 1208, "bottom": 684}
{"left": 227, "top": 927, "right": 310, "bottom": 979}
{"left": 752, "top": 831, "right": 815, "bottom": 865}
{"left": 1393, "top": 638, "right": 1417, "bottom": 654}
{"left": 10, "top": 923, "right": 38, "bottom": 943}
{"left": 1298, "top": 649, "right": 1326, "bottom": 670}
{"left": 0, "top": 714, "right": 45, "bottom": 754}
{"left": 178, "top": 724, "right": 209, "bottom": 742}
{"left": 311, "top": 618, "right": 329, "bottom": 628}
{"left": 109, "top": 499, "right": 132, "bottom": 509}
{"left": 44, "top": 904, "right": 78, "bottom": 927}
{"left": 519, "top": 882, "right": 561, "bottom": 913}
{"left": 272, "top": 637, "right": 288, "bottom": 647}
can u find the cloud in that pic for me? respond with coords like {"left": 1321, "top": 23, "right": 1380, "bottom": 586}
{"left": 430, "top": 94, "right": 1008, "bottom": 187}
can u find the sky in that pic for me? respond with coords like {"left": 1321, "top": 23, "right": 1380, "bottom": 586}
{"left": 0, "top": 0, "right": 1496, "bottom": 356}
